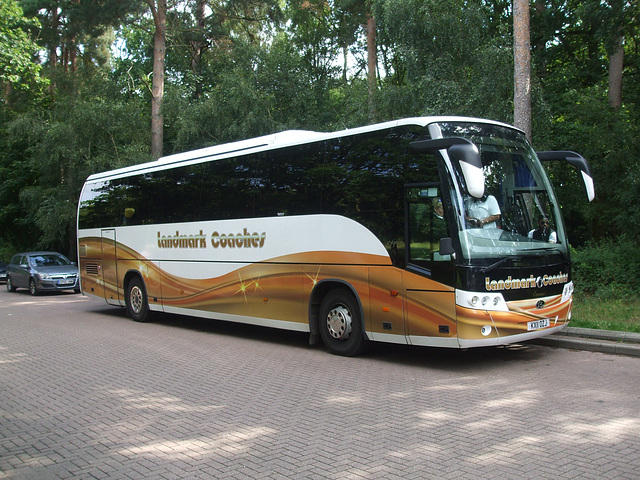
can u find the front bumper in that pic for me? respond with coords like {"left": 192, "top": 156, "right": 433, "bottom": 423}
{"left": 456, "top": 293, "right": 572, "bottom": 345}
{"left": 36, "top": 276, "right": 79, "bottom": 291}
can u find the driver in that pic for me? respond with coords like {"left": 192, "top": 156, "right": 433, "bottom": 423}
{"left": 465, "top": 194, "right": 501, "bottom": 229}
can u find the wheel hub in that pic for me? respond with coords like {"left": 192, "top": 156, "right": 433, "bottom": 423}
{"left": 130, "top": 286, "right": 144, "bottom": 314}
{"left": 326, "top": 305, "right": 352, "bottom": 340}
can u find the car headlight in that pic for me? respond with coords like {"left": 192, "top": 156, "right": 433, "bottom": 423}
{"left": 37, "top": 273, "right": 52, "bottom": 280}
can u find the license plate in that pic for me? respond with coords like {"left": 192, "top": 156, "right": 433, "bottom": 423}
{"left": 57, "top": 279, "right": 74, "bottom": 285}
{"left": 527, "top": 318, "right": 550, "bottom": 331}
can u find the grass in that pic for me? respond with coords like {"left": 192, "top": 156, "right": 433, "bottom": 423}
{"left": 570, "top": 295, "right": 640, "bottom": 333}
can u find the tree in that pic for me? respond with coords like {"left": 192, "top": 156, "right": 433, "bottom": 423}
{"left": 4, "top": 78, "right": 149, "bottom": 255}
{"left": 373, "top": 0, "right": 513, "bottom": 121}
{"left": 513, "top": 0, "right": 531, "bottom": 140}
{"left": 0, "top": 0, "right": 47, "bottom": 105}
{"left": 145, "top": 0, "right": 166, "bottom": 159}
{"left": 605, "top": 0, "right": 633, "bottom": 109}
{"left": 20, "top": 0, "right": 141, "bottom": 75}
{"left": 189, "top": 0, "right": 207, "bottom": 99}
{"left": 366, "top": 8, "right": 376, "bottom": 121}
{"left": 607, "top": 34, "right": 623, "bottom": 109}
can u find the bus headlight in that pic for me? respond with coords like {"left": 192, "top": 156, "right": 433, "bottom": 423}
{"left": 456, "top": 290, "right": 509, "bottom": 312}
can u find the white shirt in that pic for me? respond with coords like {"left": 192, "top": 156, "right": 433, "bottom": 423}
{"left": 465, "top": 195, "right": 500, "bottom": 229}
{"left": 528, "top": 229, "right": 557, "bottom": 243}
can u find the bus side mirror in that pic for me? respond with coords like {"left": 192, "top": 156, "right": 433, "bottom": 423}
{"left": 537, "top": 151, "right": 595, "bottom": 202}
{"left": 439, "top": 237, "right": 455, "bottom": 256}
{"left": 411, "top": 137, "right": 484, "bottom": 199}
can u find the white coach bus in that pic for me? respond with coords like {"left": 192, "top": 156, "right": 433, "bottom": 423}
{"left": 77, "top": 117, "right": 594, "bottom": 355}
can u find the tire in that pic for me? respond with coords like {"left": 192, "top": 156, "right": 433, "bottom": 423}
{"left": 125, "top": 276, "right": 150, "bottom": 322}
{"left": 318, "top": 289, "right": 368, "bottom": 356}
{"left": 6, "top": 275, "right": 16, "bottom": 292}
{"left": 29, "top": 278, "right": 39, "bottom": 296}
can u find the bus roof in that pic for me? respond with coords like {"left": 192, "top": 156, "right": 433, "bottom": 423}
{"left": 85, "top": 116, "right": 517, "bottom": 182}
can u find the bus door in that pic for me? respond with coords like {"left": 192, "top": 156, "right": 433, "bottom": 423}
{"left": 403, "top": 185, "right": 458, "bottom": 346}
{"left": 368, "top": 267, "right": 406, "bottom": 343}
{"left": 101, "top": 229, "right": 120, "bottom": 305}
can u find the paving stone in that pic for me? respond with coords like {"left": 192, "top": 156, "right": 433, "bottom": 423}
{"left": 1, "top": 290, "right": 639, "bottom": 478}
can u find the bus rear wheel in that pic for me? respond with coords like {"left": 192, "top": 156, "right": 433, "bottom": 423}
{"left": 319, "top": 289, "right": 367, "bottom": 356}
{"left": 126, "top": 276, "right": 150, "bottom": 322}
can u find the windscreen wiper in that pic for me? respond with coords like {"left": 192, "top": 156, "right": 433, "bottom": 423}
{"left": 480, "top": 257, "right": 511, "bottom": 274}
{"left": 525, "top": 247, "right": 570, "bottom": 264}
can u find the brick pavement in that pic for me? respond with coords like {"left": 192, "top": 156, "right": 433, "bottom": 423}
{"left": 1, "top": 289, "right": 639, "bottom": 479}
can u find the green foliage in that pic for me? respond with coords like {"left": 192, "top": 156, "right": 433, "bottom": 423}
{"left": 373, "top": 0, "right": 513, "bottom": 122}
{"left": 0, "top": 74, "right": 149, "bottom": 256}
{"left": 572, "top": 238, "right": 640, "bottom": 299}
{"left": 542, "top": 86, "right": 640, "bottom": 244}
{"left": 164, "top": 33, "right": 368, "bottom": 152}
{"left": 0, "top": 0, "right": 639, "bottom": 279}
{"left": 0, "top": 0, "right": 48, "bottom": 99}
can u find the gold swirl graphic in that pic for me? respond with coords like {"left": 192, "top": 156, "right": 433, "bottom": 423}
{"left": 79, "top": 236, "right": 571, "bottom": 342}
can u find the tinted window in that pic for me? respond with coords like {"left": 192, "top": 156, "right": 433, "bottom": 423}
{"left": 79, "top": 125, "right": 437, "bottom": 241}
{"left": 199, "top": 156, "right": 258, "bottom": 220}
{"left": 79, "top": 164, "right": 206, "bottom": 228}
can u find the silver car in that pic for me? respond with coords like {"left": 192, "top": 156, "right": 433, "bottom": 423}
{"left": 6, "top": 251, "right": 80, "bottom": 295}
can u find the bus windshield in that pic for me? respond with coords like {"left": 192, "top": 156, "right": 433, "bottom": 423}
{"left": 433, "top": 121, "right": 567, "bottom": 261}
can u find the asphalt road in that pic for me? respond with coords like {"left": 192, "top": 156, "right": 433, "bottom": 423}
{"left": 1, "top": 288, "right": 639, "bottom": 479}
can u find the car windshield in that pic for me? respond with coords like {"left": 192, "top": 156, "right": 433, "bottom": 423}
{"left": 29, "top": 254, "right": 72, "bottom": 267}
{"left": 431, "top": 121, "right": 567, "bottom": 261}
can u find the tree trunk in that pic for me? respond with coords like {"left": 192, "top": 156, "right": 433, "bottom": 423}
{"left": 191, "top": 0, "right": 206, "bottom": 100}
{"left": 342, "top": 43, "right": 348, "bottom": 83}
{"left": 49, "top": 7, "right": 59, "bottom": 68}
{"left": 513, "top": 0, "right": 532, "bottom": 141}
{"left": 533, "top": 0, "right": 546, "bottom": 78}
{"left": 366, "top": 11, "right": 377, "bottom": 122}
{"left": 70, "top": 34, "right": 78, "bottom": 73}
{"left": 149, "top": 0, "right": 167, "bottom": 159}
{"left": 4, "top": 83, "right": 12, "bottom": 108}
{"left": 48, "top": 7, "right": 59, "bottom": 95}
{"left": 608, "top": 35, "right": 624, "bottom": 109}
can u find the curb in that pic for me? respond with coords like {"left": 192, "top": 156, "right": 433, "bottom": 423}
{"left": 529, "top": 327, "right": 640, "bottom": 357}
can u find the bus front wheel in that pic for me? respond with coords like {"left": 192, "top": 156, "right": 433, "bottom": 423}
{"left": 319, "top": 290, "right": 367, "bottom": 356}
{"left": 126, "top": 276, "right": 150, "bottom": 322}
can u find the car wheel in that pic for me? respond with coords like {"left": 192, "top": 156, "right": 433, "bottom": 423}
{"left": 318, "top": 289, "right": 368, "bottom": 356}
{"left": 29, "top": 278, "right": 39, "bottom": 296}
{"left": 125, "top": 276, "right": 150, "bottom": 322}
{"left": 6, "top": 275, "right": 16, "bottom": 292}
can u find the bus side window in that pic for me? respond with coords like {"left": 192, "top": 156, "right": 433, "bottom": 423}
{"left": 408, "top": 201, "right": 431, "bottom": 262}
{"left": 407, "top": 187, "right": 450, "bottom": 265}
{"left": 429, "top": 197, "right": 451, "bottom": 261}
